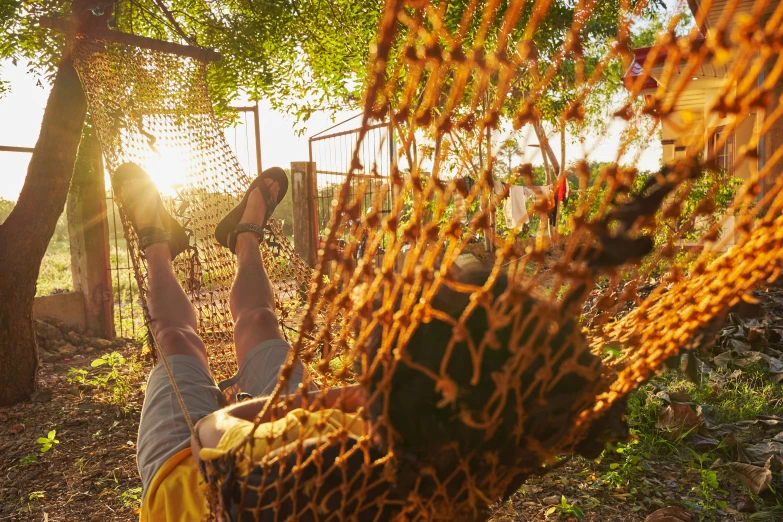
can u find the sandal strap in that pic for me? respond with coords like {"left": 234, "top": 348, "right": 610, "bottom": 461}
{"left": 139, "top": 229, "right": 172, "bottom": 250}
{"left": 234, "top": 223, "right": 266, "bottom": 238}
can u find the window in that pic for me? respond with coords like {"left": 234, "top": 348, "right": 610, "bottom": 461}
{"left": 709, "top": 126, "right": 734, "bottom": 177}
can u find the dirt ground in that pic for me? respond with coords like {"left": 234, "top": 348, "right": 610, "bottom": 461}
{"left": 0, "top": 332, "right": 145, "bottom": 522}
{"left": 2, "top": 298, "right": 783, "bottom": 521}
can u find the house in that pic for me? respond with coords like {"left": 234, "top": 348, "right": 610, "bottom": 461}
{"left": 624, "top": 0, "right": 782, "bottom": 246}
{"left": 625, "top": 0, "right": 783, "bottom": 181}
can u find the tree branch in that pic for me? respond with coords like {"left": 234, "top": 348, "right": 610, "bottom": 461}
{"left": 150, "top": 0, "right": 196, "bottom": 45}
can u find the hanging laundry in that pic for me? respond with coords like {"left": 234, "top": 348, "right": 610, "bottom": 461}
{"left": 504, "top": 185, "right": 535, "bottom": 229}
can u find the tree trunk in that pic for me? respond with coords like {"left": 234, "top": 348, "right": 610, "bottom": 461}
{"left": 533, "top": 120, "right": 560, "bottom": 177}
{"left": 0, "top": 55, "right": 87, "bottom": 406}
{"left": 560, "top": 130, "right": 566, "bottom": 177}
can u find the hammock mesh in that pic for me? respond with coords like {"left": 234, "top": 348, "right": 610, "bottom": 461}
{"left": 70, "top": 0, "right": 783, "bottom": 519}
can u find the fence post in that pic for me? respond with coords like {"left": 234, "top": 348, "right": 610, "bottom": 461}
{"left": 290, "top": 161, "right": 317, "bottom": 267}
{"left": 67, "top": 125, "right": 115, "bottom": 338}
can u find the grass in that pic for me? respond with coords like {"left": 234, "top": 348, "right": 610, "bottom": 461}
{"left": 582, "top": 363, "right": 783, "bottom": 519}
{"left": 107, "top": 239, "right": 145, "bottom": 338}
{"left": 657, "top": 365, "right": 783, "bottom": 424}
{"left": 36, "top": 241, "right": 73, "bottom": 296}
{"left": 37, "top": 237, "right": 145, "bottom": 339}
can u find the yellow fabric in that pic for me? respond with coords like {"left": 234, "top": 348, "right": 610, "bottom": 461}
{"left": 140, "top": 409, "right": 365, "bottom": 522}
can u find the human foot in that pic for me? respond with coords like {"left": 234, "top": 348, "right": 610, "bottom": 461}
{"left": 232, "top": 179, "right": 279, "bottom": 245}
{"left": 214, "top": 166, "right": 289, "bottom": 253}
{"left": 111, "top": 163, "right": 190, "bottom": 257}
{"left": 117, "top": 178, "right": 165, "bottom": 231}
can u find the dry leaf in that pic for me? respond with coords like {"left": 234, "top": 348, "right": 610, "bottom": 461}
{"left": 728, "top": 462, "right": 772, "bottom": 495}
{"left": 644, "top": 506, "right": 692, "bottom": 522}
{"left": 656, "top": 403, "right": 702, "bottom": 437}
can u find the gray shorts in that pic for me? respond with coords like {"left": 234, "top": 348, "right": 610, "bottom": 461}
{"left": 136, "top": 338, "right": 307, "bottom": 496}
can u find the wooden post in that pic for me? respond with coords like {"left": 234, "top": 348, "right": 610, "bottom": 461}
{"left": 67, "top": 125, "right": 114, "bottom": 338}
{"left": 291, "top": 161, "right": 318, "bottom": 267}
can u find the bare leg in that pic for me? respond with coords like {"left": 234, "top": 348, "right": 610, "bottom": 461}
{"left": 229, "top": 180, "right": 283, "bottom": 367}
{"left": 122, "top": 181, "right": 208, "bottom": 367}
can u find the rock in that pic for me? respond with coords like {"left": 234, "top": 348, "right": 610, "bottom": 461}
{"left": 541, "top": 495, "right": 561, "bottom": 505}
{"left": 30, "top": 388, "right": 52, "bottom": 403}
{"left": 34, "top": 319, "right": 63, "bottom": 342}
{"left": 41, "top": 351, "right": 60, "bottom": 363}
{"left": 66, "top": 331, "right": 82, "bottom": 346}
{"left": 48, "top": 319, "right": 67, "bottom": 333}
{"left": 84, "top": 346, "right": 94, "bottom": 354}
{"left": 58, "top": 343, "right": 78, "bottom": 358}
{"left": 91, "top": 338, "right": 114, "bottom": 350}
{"left": 42, "top": 339, "right": 64, "bottom": 353}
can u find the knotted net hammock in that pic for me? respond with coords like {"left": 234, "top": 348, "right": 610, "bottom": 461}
{"left": 70, "top": 0, "right": 783, "bottom": 519}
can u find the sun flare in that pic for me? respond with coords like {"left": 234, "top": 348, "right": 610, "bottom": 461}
{"left": 143, "top": 148, "right": 192, "bottom": 196}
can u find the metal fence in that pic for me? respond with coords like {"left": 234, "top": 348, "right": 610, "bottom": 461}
{"left": 308, "top": 116, "right": 394, "bottom": 265}
{"left": 109, "top": 104, "right": 262, "bottom": 339}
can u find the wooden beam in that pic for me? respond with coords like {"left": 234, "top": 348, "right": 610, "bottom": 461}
{"left": 0, "top": 145, "right": 35, "bottom": 153}
{"left": 39, "top": 16, "right": 221, "bottom": 63}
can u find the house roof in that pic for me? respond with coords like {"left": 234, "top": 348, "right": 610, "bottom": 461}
{"left": 623, "top": 45, "right": 666, "bottom": 91}
{"left": 622, "top": 37, "right": 707, "bottom": 92}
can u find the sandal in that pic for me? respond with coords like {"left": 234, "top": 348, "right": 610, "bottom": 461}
{"left": 215, "top": 166, "right": 289, "bottom": 253}
{"left": 111, "top": 162, "right": 190, "bottom": 259}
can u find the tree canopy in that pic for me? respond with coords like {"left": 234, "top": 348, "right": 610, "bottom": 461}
{"left": 1, "top": 0, "right": 670, "bottom": 131}
{"left": 0, "top": 0, "right": 382, "bottom": 123}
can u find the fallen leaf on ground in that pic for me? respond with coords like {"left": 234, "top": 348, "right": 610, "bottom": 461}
{"left": 656, "top": 403, "right": 702, "bottom": 437}
{"left": 644, "top": 506, "right": 692, "bottom": 521}
{"left": 743, "top": 440, "right": 783, "bottom": 466}
{"left": 728, "top": 462, "right": 772, "bottom": 495}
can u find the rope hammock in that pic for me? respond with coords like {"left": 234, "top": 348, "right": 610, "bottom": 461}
{"left": 67, "top": 0, "right": 783, "bottom": 519}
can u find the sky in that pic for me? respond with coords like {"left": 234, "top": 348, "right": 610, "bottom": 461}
{"left": 0, "top": 58, "right": 660, "bottom": 202}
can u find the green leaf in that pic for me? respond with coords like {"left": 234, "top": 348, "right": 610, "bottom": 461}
{"left": 572, "top": 505, "right": 585, "bottom": 519}
{"left": 609, "top": 463, "right": 620, "bottom": 470}
{"left": 706, "top": 471, "right": 719, "bottom": 489}
{"left": 545, "top": 506, "right": 557, "bottom": 515}
{"left": 91, "top": 358, "right": 108, "bottom": 367}
{"left": 47, "top": 430, "right": 56, "bottom": 440}
{"left": 36, "top": 437, "right": 49, "bottom": 444}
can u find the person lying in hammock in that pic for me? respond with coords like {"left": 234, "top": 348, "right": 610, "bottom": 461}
{"left": 120, "top": 162, "right": 627, "bottom": 522}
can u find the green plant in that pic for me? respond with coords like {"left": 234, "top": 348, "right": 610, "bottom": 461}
{"left": 19, "top": 454, "right": 38, "bottom": 466}
{"left": 546, "top": 495, "right": 585, "bottom": 520}
{"left": 28, "top": 491, "right": 45, "bottom": 501}
{"left": 36, "top": 430, "right": 59, "bottom": 453}
{"left": 91, "top": 351, "right": 126, "bottom": 372}
{"left": 75, "top": 457, "right": 86, "bottom": 475}
{"left": 67, "top": 367, "right": 89, "bottom": 385}
{"left": 119, "top": 487, "right": 143, "bottom": 510}
{"left": 87, "top": 352, "right": 143, "bottom": 410}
